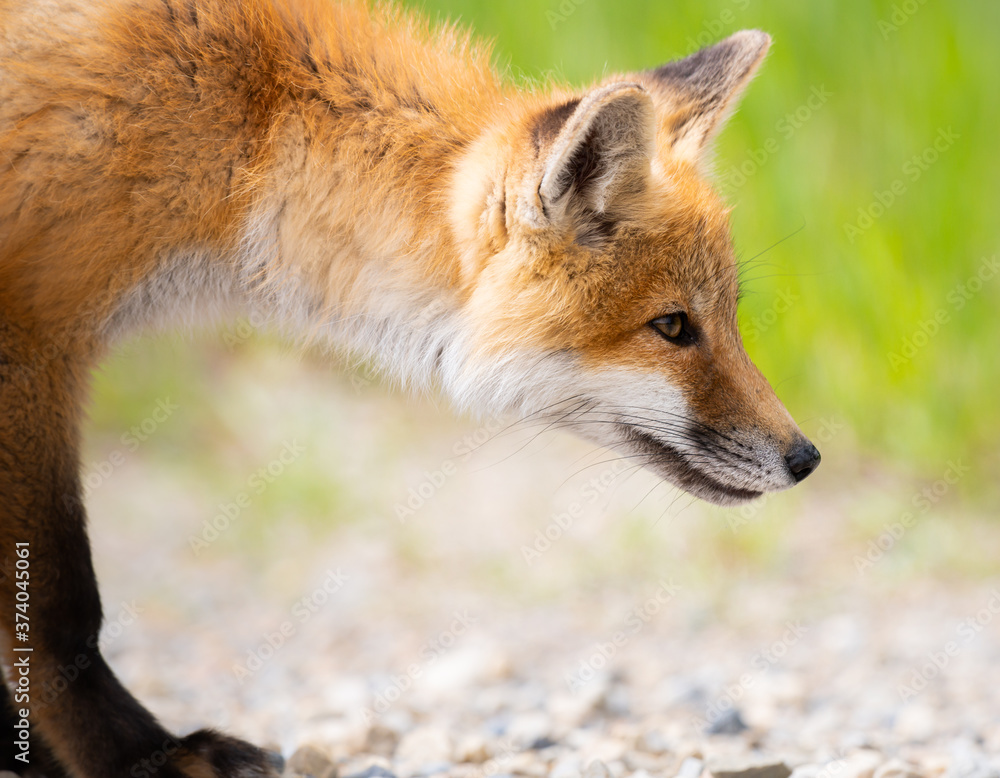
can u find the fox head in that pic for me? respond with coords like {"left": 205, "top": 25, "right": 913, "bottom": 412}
{"left": 446, "top": 30, "right": 818, "bottom": 506}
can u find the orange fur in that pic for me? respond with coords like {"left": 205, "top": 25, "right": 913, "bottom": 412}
{"left": 0, "top": 2, "right": 818, "bottom": 774}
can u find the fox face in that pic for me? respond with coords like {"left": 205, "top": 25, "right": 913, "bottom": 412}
{"left": 450, "top": 31, "right": 819, "bottom": 505}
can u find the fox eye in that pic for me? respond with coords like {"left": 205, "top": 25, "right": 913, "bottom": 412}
{"left": 650, "top": 313, "right": 692, "bottom": 343}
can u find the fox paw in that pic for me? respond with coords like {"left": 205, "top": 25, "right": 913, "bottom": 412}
{"left": 167, "top": 730, "right": 284, "bottom": 778}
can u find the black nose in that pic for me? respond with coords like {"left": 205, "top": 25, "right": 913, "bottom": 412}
{"left": 785, "top": 439, "right": 821, "bottom": 482}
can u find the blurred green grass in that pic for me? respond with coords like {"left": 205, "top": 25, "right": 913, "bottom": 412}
{"left": 86, "top": 0, "right": 999, "bottom": 565}
{"left": 402, "top": 0, "right": 1000, "bottom": 502}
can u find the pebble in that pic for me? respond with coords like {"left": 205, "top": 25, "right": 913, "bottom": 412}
{"left": 285, "top": 745, "right": 337, "bottom": 778}
{"left": 551, "top": 757, "right": 584, "bottom": 778}
{"left": 453, "top": 734, "right": 491, "bottom": 764}
{"left": 894, "top": 705, "right": 939, "bottom": 742}
{"left": 342, "top": 765, "right": 398, "bottom": 778}
{"left": 676, "top": 758, "right": 706, "bottom": 778}
{"left": 410, "top": 761, "right": 452, "bottom": 776}
{"left": 585, "top": 760, "right": 614, "bottom": 778}
{"left": 601, "top": 685, "right": 631, "bottom": 717}
{"left": 840, "top": 751, "right": 888, "bottom": 778}
{"left": 705, "top": 710, "right": 750, "bottom": 736}
{"left": 506, "top": 710, "right": 555, "bottom": 747}
{"left": 710, "top": 761, "right": 792, "bottom": 778}
{"left": 395, "top": 727, "right": 453, "bottom": 765}
{"left": 947, "top": 742, "right": 1000, "bottom": 778}
{"left": 637, "top": 729, "right": 671, "bottom": 756}
{"left": 365, "top": 724, "right": 401, "bottom": 758}
{"left": 508, "top": 751, "right": 551, "bottom": 776}
{"left": 875, "top": 760, "right": 928, "bottom": 778}
{"left": 624, "top": 751, "right": 673, "bottom": 773}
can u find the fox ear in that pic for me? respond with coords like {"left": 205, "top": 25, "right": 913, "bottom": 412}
{"left": 641, "top": 29, "right": 771, "bottom": 164}
{"left": 529, "top": 83, "right": 655, "bottom": 227}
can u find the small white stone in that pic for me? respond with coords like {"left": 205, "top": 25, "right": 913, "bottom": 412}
{"left": 789, "top": 765, "right": 822, "bottom": 778}
{"left": 838, "top": 752, "right": 886, "bottom": 778}
{"left": 637, "top": 729, "right": 671, "bottom": 756}
{"left": 676, "top": 758, "right": 706, "bottom": 778}
{"left": 508, "top": 751, "right": 550, "bottom": 776}
{"left": 285, "top": 745, "right": 337, "bottom": 778}
{"left": 894, "top": 704, "right": 938, "bottom": 742}
{"left": 874, "top": 759, "right": 927, "bottom": 778}
{"left": 453, "top": 734, "right": 490, "bottom": 764}
{"left": 585, "top": 760, "right": 614, "bottom": 778}
{"left": 625, "top": 752, "right": 674, "bottom": 773}
{"left": 550, "top": 757, "right": 583, "bottom": 778}
{"left": 395, "top": 726, "right": 453, "bottom": 765}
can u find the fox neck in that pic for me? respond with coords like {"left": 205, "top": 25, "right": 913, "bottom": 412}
{"left": 239, "top": 69, "right": 521, "bottom": 408}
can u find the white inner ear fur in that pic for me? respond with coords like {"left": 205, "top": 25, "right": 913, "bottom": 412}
{"left": 537, "top": 83, "right": 656, "bottom": 218}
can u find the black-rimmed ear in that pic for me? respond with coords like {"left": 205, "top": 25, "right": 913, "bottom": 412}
{"left": 640, "top": 29, "right": 771, "bottom": 163}
{"left": 531, "top": 82, "right": 655, "bottom": 225}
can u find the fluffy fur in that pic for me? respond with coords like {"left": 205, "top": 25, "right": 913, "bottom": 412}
{"left": 0, "top": 1, "right": 819, "bottom": 774}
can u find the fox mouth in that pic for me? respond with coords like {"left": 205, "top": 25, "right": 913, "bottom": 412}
{"left": 622, "top": 428, "right": 763, "bottom": 506}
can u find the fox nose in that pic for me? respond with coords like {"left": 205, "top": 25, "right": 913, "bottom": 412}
{"left": 785, "top": 439, "right": 821, "bottom": 483}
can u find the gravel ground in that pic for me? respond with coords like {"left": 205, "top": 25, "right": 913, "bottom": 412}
{"left": 89, "top": 486, "right": 1000, "bottom": 778}
{"left": 101, "top": 566, "right": 1000, "bottom": 778}
{"left": 69, "top": 348, "right": 1000, "bottom": 778}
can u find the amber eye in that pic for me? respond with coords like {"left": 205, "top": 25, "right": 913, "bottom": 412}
{"left": 650, "top": 313, "right": 691, "bottom": 343}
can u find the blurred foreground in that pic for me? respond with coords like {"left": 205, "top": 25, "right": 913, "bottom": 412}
{"left": 83, "top": 338, "right": 1000, "bottom": 774}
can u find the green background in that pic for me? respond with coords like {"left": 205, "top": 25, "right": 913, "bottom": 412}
{"left": 88, "top": 1, "right": 999, "bottom": 590}
{"left": 402, "top": 0, "right": 1000, "bottom": 503}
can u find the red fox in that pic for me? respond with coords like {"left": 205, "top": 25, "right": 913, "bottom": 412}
{"left": 0, "top": 0, "right": 820, "bottom": 774}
